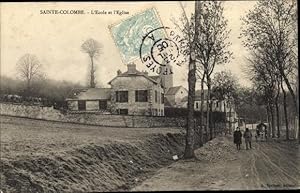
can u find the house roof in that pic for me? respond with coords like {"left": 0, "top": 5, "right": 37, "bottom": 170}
{"left": 66, "top": 88, "right": 111, "bottom": 100}
{"left": 108, "top": 68, "right": 158, "bottom": 85}
{"left": 181, "top": 89, "right": 209, "bottom": 102}
{"left": 149, "top": 75, "right": 160, "bottom": 82}
{"left": 165, "top": 86, "right": 187, "bottom": 95}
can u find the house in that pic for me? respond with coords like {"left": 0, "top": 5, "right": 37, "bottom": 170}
{"left": 180, "top": 89, "right": 239, "bottom": 130}
{"left": 164, "top": 86, "right": 188, "bottom": 108}
{"left": 66, "top": 88, "right": 111, "bottom": 112}
{"left": 66, "top": 63, "right": 165, "bottom": 116}
{"left": 180, "top": 90, "right": 233, "bottom": 111}
{"left": 108, "top": 63, "right": 164, "bottom": 116}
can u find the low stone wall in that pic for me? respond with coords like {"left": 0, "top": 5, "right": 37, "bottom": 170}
{"left": 0, "top": 102, "right": 63, "bottom": 120}
{"left": 0, "top": 103, "right": 185, "bottom": 128}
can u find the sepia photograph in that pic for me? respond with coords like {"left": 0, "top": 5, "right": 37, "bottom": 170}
{"left": 0, "top": 1, "right": 299, "bottom": 192}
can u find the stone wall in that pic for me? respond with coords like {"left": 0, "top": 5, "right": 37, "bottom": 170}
{"left": 0, "top": 103, "right": 185, "bottom": 128}
{"left": 0, "top": 102, "right": 63, "bottom": 120}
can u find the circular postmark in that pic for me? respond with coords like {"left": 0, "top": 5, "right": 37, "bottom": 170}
{"left": 139, "top": 26, "right": 189, "bottom": 75}
{"left": 151, "top": 38, "right": 180, "bottom": 66}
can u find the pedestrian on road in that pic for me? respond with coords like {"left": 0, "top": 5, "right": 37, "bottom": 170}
{"left": 243, "top": 128, "right": 252, "bottom": 150}
{"left": 233, "top": 127, "right": 242, "bottom": 150}
{"left": 255, "top": 126, "right": 260, "bottom": 142}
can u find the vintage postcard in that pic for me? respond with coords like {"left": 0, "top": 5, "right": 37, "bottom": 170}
{"left": 0, "top": 1, "right": 299, "bottom": 192}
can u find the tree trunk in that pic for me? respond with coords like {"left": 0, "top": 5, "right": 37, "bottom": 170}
{"left": 224, "top": 101, "right": 227, "bottom": 135}
{"left": 281, "top": 72, "right": 297, "bottom": 113}
{"left": 266, "top": 105, "right": 271, "bottom": 139}
{"left": 275, "top": 80, "right": 280, "bottom": 138}
{"left": 270, "top": 104, "right": 275, "bottom": 138}
{"left": 229, "top": 104, "right": 232, "bottom": 135}
{"left": 26, "top": 79, "right": 31, "bottom": 98}
{"left": 199, "top": 75, "right": 205, "bottom": 146}
{"left": 90, "top": 56, "right": 95, "bottom": 88}
{"left": 209, "top": 100, "right": 213, "bottom": 139}
{"left": 184, "top": 1, "right": 200, "bottom": 159}
{"left": 281, "top": 80, "right": 289, "bottom": 140}
{"left": 206, "top": 77, "right": 211, "bottom": 140}
{"left": 297, "top": 75, "right": 299, "bottom": 144}
{"left": 184, "top": 52, "right": 196, "bottom": 159}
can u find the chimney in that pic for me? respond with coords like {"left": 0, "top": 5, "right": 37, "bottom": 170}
{"left": 127, "top": 63, "right": 136, "bottom": 74}
{"left": 117, "top": 69, "right": 122, "bottom": 75}
{"left": 144, "top": 71, "right": 148, "bottom": 76}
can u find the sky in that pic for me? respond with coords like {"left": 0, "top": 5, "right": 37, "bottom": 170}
{"left": 1, "top": 1, "right": 257, "bottom": 89}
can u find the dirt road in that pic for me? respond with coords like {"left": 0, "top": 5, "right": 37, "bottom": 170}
{"left": 133, "top": 136, "right": 300, "bottom": 191}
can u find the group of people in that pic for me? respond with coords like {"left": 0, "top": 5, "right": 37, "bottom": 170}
{"left": 233, "top": 127, "right": 253, "bottom": 150}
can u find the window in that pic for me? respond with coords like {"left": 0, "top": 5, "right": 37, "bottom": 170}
{"left": 161, "top": 93, "right": 164, "bottom": 104}
{"left": 78, "top": 100, "right": 86, "bottom": 111}
{"left": 119, "top": 109, "right": 128, "bottom": 115}
{"left": 216, "top": 101, "right": 219, "bottom": 107}
{"left": 116, "top": 91, "right": 128, "bottom": 103}
{"left": 153, "top": 109, "right": 157, "bottom": 116}
{"left": 196, "top": 102, "right": 199, "bottom": 109}
{"left": 155, "top": 90, "right": 158, "bottom": 103}
{"left": 135, "top": 90, "right": 148, "bottom": 102}
{"left": 99, "top": 100, "right": 107, "bottom": 110}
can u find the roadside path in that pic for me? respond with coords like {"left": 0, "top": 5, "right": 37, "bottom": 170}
{"left": 133, "top": 136, "right": 300, "bottom": 191}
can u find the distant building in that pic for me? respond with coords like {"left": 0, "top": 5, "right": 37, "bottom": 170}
{"left": 160, "top": 62, "right": 174, "bottom": 92}
{"left": 66, "top": 63, "right": 165, "bottom": 116}
{"left": 66, "top": 88, "right": 111, "bottom": 112}
{"left": 180, "top": 89, "right": 239, "bottom": 130}
{"left": 164, "top": 86, "right": 188, "bottom": 108}
{"left": 108, "top": 63, "right": 164, "bottom": 116}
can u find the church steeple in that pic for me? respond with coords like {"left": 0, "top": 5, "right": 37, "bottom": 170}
{"left": 160, "top": 62, "right": 173, "bottom": 92}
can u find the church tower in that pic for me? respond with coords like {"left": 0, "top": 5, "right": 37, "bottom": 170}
{"left": 160, "top": 62, "right": 173, "bottom": 92}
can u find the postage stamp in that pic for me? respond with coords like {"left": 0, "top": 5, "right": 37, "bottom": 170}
{"left": 109, "top": 7, "right": 165, "bottom": 64}
{"left": 109, "top": 7, "right": 189, "bottom": 75}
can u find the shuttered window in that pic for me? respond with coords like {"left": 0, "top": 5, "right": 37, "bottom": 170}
{"left": 135, "top": 90, "right": 148, "bottom": 102}
{"left": 116, "top": 91, "right": 128, "bottom": 103}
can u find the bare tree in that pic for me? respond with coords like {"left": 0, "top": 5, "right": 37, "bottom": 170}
{"left": 275, "top": 77, "right": 281, "bottom": 138}
{"left": 240, "top": 0, "right": 298, "bottom": 120}
{"left": 174, "top": 1, "right": 232, "bottom": 147}
{"left": 174, "top": 5, "right": 204, "bottom": 149}
{"left": 195, "top": 1, "right": 233, "bottom": 139}
{"left": 81, "top": 38, "right": 103, "bottom": 88}
{"left": 241, "top": 0, "right": 298, "bottom": 140}
{"left": 212, "top": 71, "right": 238, "bottom": 135}
{"left": 16, "top": 54, "right": 44, "bottom": 96}
{"left": 197, "top": 68, "right": 206, "bottom": 145}
{"left": 177, "top": 1, "right": 203, "bottom": 159}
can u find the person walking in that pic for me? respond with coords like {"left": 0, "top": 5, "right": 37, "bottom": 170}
{"left": 255, "top": 125, "right": 260, "bottom": 142}
{"left": 233, "top": 127, "right": 242, "bottom": 150}
{"left": 244, "top": 128, "right": 252, "bottom": 150}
